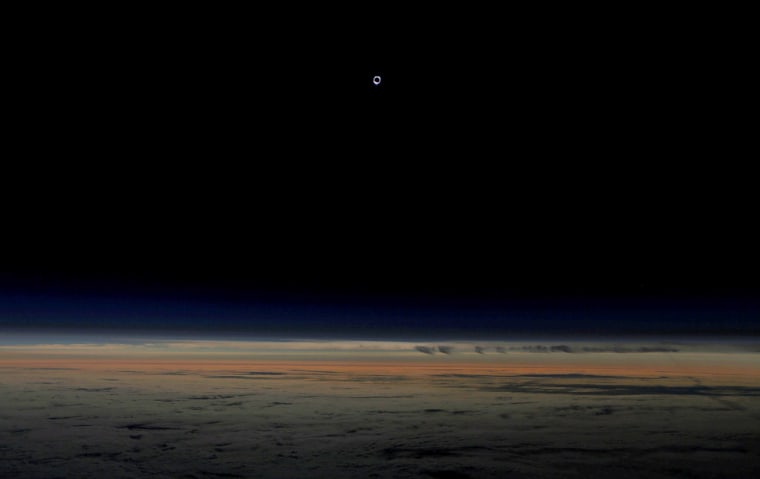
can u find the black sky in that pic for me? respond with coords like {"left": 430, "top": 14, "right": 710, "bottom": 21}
{"left": 2, "top": 6, "right": 757, "bottom": 337}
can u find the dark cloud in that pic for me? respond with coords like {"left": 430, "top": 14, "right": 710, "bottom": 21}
{"left": 117, "top": 423, "right": 181, "bottom": 431}
{"left": 550, "top": 345, "right": 572, "bottom": 352}
{"left": 412, "top": 345, "right": 454, "bottom": 355}
{"left": 581, "top": 346, "right": 679, "bottom": 353}
{"left": 203, "top": 375, "right": 280, "bottom": 380}
{"left": 474, "top": 346, "right": 485, "bottom": 354}
{"left": 382, "top": 445, "right": 490, "bottom": 459}
{"left": 478, "top": 383, "right": 760, "bottom": 397}
{"left": 636, "top": 346, "right": 680, "bottom": 352}
{"left": 510, "top": 345, "right": 549, "bottom": 352}
{"left": 500, "top": 344, "right": 681, "bottom": 353}
{"left": 512, "top": 374, "right": 626, "bottom": 379}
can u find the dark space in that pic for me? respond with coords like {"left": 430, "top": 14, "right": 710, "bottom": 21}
{"left": 3, "top": 5, "right": 757, "bottom": 335}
